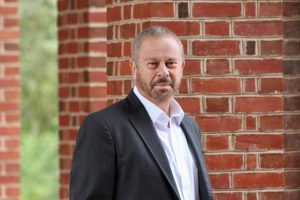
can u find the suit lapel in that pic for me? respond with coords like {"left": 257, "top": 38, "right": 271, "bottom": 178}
{"left": 126, "top": 91, "right": 180, "bottom": 199}
{"left": 181, "top": 116, "right": 214, "bottom": 200}
{"left": 180, "top": 117, "right": 203, "bottom": 166}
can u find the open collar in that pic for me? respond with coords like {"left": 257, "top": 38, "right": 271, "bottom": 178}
{"left": 133, "top": 86, "right": 184, "bottom": 126}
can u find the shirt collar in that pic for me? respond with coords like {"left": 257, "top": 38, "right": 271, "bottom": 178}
{"left": 133, "top": 86, "right": 184, "bottom": 126}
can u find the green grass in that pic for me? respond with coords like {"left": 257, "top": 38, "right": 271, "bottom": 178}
{"left": 21, "top": 133, "right": 59, "bottom": 200}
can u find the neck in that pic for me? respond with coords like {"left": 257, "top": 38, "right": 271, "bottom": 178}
{"left": 155, "top": 99, "right": 172, "bottom": 116}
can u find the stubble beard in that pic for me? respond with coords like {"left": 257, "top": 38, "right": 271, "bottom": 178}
{"left": 136, "top": 71, "right": 180, "bottom": 102}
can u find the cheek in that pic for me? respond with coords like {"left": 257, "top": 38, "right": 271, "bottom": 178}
{"left": 147, "top": 71, "right": 158, "bottom": 82}
{"left": 149, "top": 75, "right": 158, "bottom": 86}
{"left": 139, "top": 70, "right": 156, "bottom": 84}
{"left": 171, "top": 70, "right": 182, "bottom": 80}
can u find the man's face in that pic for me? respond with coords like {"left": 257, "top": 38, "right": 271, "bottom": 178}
{"left": 132, "top": 36, "right": 184, "bottom": 104}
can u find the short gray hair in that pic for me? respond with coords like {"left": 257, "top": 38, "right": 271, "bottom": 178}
{"left": 131, "top": 26, "right": 184, "bottom": 63}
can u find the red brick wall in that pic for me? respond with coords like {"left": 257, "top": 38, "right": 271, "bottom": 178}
{"left": 58, "top": 0, "right": 300, "bottom": 200}
{"left": 106, "top": 1, "right": 300, "bottom": 200}
{"left": 283, "top": 1, "right": 300, "bottom": 199}
{"left": 0, "top": 0, "right": 21, "bottom": 199}
{"left": 57, "top": 0, "right": 107, "bottom": 199}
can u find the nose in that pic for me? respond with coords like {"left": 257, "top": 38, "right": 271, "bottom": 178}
{"left": 157, "top": 62, "right": 170, "bottom": 77}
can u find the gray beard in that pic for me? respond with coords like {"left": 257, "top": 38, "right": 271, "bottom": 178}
{"left": 135, "top": 72, "right": 178, "bottom": 102}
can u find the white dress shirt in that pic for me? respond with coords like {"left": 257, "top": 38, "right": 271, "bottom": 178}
{"left": 133, "top": 86, "right": 199, "bottom": 200}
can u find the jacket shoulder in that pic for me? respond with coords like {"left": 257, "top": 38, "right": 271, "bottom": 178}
{"left": 82, "top": 97, "right": 134, "bottom": 128}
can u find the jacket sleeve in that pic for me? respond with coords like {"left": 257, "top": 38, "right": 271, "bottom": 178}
{"left": 70, "top": 114, "right": 116, "bottom": 200}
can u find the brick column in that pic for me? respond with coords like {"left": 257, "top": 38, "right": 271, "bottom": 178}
{"left": 57, "top": 0, "right": 107, "bottom": 199}
{"left": 283, "top": 1, "right": 300, "bottom": 199}
{"left": 0, "top": 0, "right": 21, "bottom": 199}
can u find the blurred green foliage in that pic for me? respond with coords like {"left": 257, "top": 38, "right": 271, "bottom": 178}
{"left": 20, "top": 0, "right": 59, "bottom": 199}
{"left": 20, "top": 0, "right": 58, "bottom": 134}
{"left": 21, "top": 133, "right": 59, "bottom": 200}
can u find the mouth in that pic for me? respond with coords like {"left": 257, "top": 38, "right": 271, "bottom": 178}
{"left": 151, "top": 78, "right": 174, "bottom": 89}
{"left": 155, "top": 82, "right": 170, "bottom": 86}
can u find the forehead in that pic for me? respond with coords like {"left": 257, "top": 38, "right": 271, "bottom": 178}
{"left": 139, "top": 37, "right": 182, "bottom": 60}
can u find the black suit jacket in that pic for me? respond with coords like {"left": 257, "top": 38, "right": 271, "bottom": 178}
{"left": 70, "top": 90, "right": 213, "bottom": 200}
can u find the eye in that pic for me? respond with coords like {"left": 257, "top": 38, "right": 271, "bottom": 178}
{"left": 147, "top": 62, "right": 159, "bottom": 68}
{"left": 166, "top": 61, "right": 177, "bottom": 68}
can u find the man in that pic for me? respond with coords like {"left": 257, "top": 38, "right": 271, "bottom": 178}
{"left": 70, "top": 26, "right": 213, "bottom": 200}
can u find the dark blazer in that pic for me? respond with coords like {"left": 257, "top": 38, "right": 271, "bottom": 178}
{"left": 70, "top": 90, "right": 213, "bottom": 200}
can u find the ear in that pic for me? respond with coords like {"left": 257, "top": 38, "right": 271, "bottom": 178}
{"left": 130, "top": 60, "right": 137, "bottom": 79}
{"left": 181, "top": 60, "right": 185, "bottom": 70}
{"left": 181, "top": 60, "right": 185, "bottom": 75}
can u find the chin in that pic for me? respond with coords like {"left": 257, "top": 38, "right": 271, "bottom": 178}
{"left": 152, "top": 89, "right": 174, "bottom": 102}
